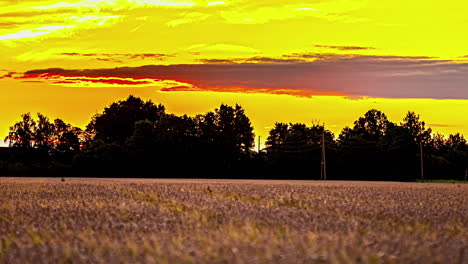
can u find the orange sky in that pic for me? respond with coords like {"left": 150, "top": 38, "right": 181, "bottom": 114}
{"left": 1, "top": 0, "right": 468, "bottom": 148}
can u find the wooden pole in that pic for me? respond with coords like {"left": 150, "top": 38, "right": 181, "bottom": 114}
{"left": 320, "top": 133, "right": 327, "bottom": 181}
{"left": 323, "top": 133, "right": 327, "bottom": 181}
{"left": 258, "top": 136, "right": 261, "bottom": 153}
{"left": 320, "top": 134, "right": 323, "bottom": 180}
{"left": 420, "top": 141, "right": 424, "bottom": 182}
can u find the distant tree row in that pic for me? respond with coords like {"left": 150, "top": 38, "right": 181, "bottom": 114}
{"left": 1, "top": 95, "right": 467, "bottom": 181}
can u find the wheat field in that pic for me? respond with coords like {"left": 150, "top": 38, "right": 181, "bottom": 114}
{"left": 0, "top": 178, "right": 466, "bottom": 263}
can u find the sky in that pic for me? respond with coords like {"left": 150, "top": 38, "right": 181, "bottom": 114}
{"left": 1, "top": 0, "right": 468, "bottom": 148}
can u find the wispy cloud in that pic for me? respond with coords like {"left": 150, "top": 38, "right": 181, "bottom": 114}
{"left": 197, "top": 53, "right": 437, "bottom": 64}
{"left": 428, "top": 124, "right": 452, "bottom": 128}
{"left": 219, "top": 0, "right": 367, "bottom": 24}
{"left": 313, "top": 45, "right": 376, "bottom": 51}
{"left": 59, "top": 52, "right": 174, "bottom": 62}
{"left": 0, "top": 25, "right": 76, "bottom": 41}
{"left": 0, "top": 0, "right": 219, "bottom": 44}
{"left": 186, "top": 43, "right": 259, "bottom": 54}
{"left": 166, "top": 12, "right": 211, "bottom": 26}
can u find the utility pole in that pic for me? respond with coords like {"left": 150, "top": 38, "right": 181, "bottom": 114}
{"left": 420, "top": 141, "right": 424, "bottom": 182}
{"left": 258, "top": 136, "right": 261, "bottom": 153}
{"left": 464, "top": 168, "right": 467, "bottom": 182}
{"left": 321, "top": 133, "right": 327, "bottom": 181}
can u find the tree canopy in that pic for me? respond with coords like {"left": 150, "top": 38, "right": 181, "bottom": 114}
{"left": 1, "top": 96, "right": 467, "bottom": 181}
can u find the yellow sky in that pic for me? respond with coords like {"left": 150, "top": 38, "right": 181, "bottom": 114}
{"left": 1, "top": 0, "right": 468, "bottom": 147}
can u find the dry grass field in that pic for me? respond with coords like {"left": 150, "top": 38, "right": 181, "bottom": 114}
{"left": 0, "top": 178, "right": 467, "bottom": 264}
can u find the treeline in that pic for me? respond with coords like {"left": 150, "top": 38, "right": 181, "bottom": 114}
{"left": 0, "top": 95, "right": 467, "bottom": 181}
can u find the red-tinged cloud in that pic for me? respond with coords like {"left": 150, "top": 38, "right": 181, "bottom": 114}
{"left": 13, "top": 54, "right": 468, "bottom": 99}
{"left": 17, "top": 72, "right": 195, "bottom": 89}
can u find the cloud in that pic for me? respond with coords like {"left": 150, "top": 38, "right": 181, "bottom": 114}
{"left": 14, "top": 54, "right": 468, "bottom": 99}
{"left": 186, "top": 43, "right": 259, "bottom": 54}
{"left": 0, "top": 15, "right": 120, "bottom": 44}
{"left": 427, "top": 124, "right": 452, "bottom": 128}
{"left": 197, "top": 53, "right": 437, "bottom": 64}
{"left": 0, "top": 0, "right": 208, "bottom": 44}
{"left": 218, "top": 0, "right": 367, "bottom": 24}
{"left": 166, "top": 12, "right": 211, "bottom": 26}
{"left": 313, "top": 45, "right": 376, "bottom": 51}
{"left": 18, "top": 72, "right": 195, "bottom": 89}
{"left": 197, "top": 56, "right": 306, "bottom": 64}
{"left": 59, "top": 52, "right": 174, "bottom": 62}
{"left": 0, "top": 25, "right": 76, "bottom": 41}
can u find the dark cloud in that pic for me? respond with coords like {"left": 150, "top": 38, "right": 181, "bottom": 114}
{"left": 24, "top": 68, "right": 67, "bottom": 75}
{"left": 20, "top": 54, "right": 468, "bottom": 99}
{"left": 313, "top": 45, "right": 376, "bottom": 51}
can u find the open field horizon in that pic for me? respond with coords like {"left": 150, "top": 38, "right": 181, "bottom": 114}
{"left": 1, "top": 177, "right": 467, "bottom": 185}
{"left": 1, "top": 177, "right": 467, "bottom": 263}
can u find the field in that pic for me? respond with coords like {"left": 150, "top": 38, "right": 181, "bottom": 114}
{"left": 0, "top": 178, "right": 467, "bottom": 264}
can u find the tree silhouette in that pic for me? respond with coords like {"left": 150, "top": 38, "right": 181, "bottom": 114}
{"left": 6, "top": 113, "right": 81, "bottom": 154}
{"left": 1, "top": 96, "right": 467, "bottom": 181}
{"left": 401, "top": 111, "right": 432, "bottom": 144}
{"left": 352, "top": 109, "right": 391, "bottom": 142}
{"left": 6, "top": 113, "right": 36, "bottom": 149}
{"left": 87, "top": 95, "right": 165, "bottom": 144}
{"left": 53, "top": 119, "right": 82, "bottom": 159}
{"left": 214, "top": 104, "right": 254, "bottom": 154}
{"left": 265, "top": 122, "right": 334, "bottom": 179}
{"left": 338, "top": 109, "right": 393, "bottom": 180}
{"left": 5, "top": 113, "right": 82, "bottom": 173}
{"left": 266, "top": 123, "right": 289, "bottom": 149}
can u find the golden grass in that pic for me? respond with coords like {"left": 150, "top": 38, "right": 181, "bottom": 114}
{"left": 0, "top": 178, "right": 466, "bottom": 263}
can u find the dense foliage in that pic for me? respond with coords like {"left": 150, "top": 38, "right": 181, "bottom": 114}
{"left": 1, "top": 95, "right": 467, "bottom": 180}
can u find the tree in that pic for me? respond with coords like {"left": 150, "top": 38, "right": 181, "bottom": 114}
{"left": 353, "top": 109, "right": 391, "bottom": 141}
{"left": 6, "top": 113, "right": 80, "bottom": 153}
{"left": 444, "top": 133, "right": 468, "bottom": 179}
{"left": 266, "top": 123, "right": 289, "bottom": 148}
{"left": 6, "top": 113, "right": 36, "bottom": 149}
{"left": 53, "top": 119, "right": 82, "bottom": 156}
{"left": 267, "top": 122, "right": 334, "bottom": 149}
{"left": 199, "top": 104, "right": 255, "bottom": 156}
{"left": 87, "top": 95, "right": 165, "bottom": 144}
{"left": 34, "top": 113, "right": 55, "bottom": 153}
{"left": 337, "top": 109, "right": 393, "bottom": 180}
{"left": 5, "top": 113, "right": 82, "bottom": 169}
{"left": 265, "top": 122, "right": 334, "bottom": 179}
{"left": 445, "top": 133, "right": 467, "bottom": 151}
{"left": 401, "top": 111, "right": 432, "bottom": 144}
{"left": 214, "top": 104, "right": 254, "bottom": 154}
{"left": 379, "top": 125, "right": 418, "bottom": 181}
{"left": 429, "top": 133, "right": 446, "bottom": 152}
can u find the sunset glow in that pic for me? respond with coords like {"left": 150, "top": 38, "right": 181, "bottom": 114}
{"left": 1, "top": 0, "right": 468, "bottom": 147}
